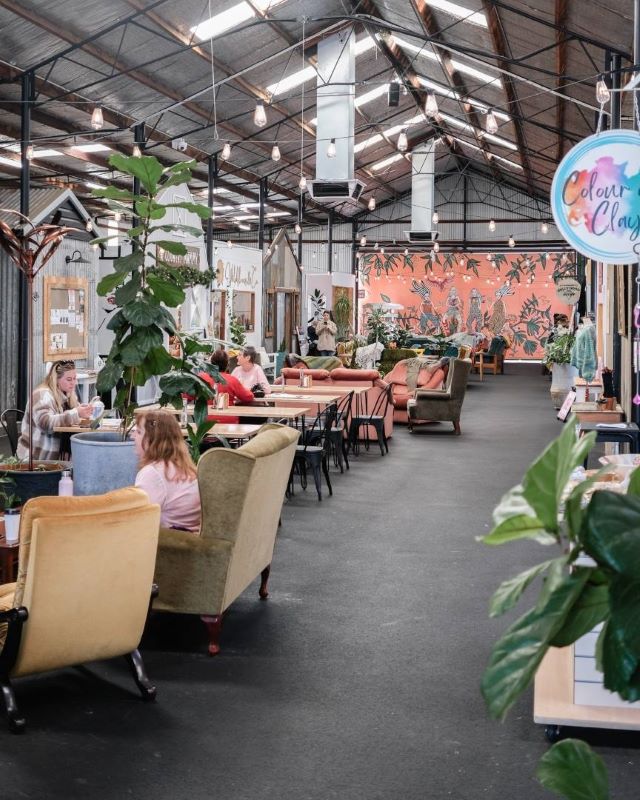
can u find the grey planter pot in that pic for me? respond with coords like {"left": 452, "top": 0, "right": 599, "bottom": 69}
{"left": 70, "top": 431, "right": 138, "bottom": 496}
{"left": 0, "top": 462, "right": 65, "bottom": 503}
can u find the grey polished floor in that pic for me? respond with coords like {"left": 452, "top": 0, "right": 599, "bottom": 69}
{"left": 1, "top": 365, "right": 638, "bottom": 799}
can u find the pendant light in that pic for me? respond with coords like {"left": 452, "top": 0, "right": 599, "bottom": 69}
{"left": 294, "top": 222, "right": 301, "bottom": 234}
{"left": 380, "top": 246, "right": 384, "bottom": 255}
{"left": 299, "top": 175, "right": 307, "bottom": 191}
{"left": 360, "top": 235, "right": 367, "bottom": 247}
{"left": 541, "top": 221, "right": 549, "bottom": 234}
{"left": 433, "top": 241, "right": 440, "bottom": 253}
{"left": 227, "top": 240, "right": 233, "bottom": 248}
{"left": 425, "top": 92, "right": 439, "bottom": 118}
{"left": 221, "top": 142, "right": 231, "bottom": 160}
{"left": 397, "top": 129, "right": 408, "bottom": 152}
{"left": 508, "top": 235, "right": 515, "bottom": 248}
{"left": 91, "top": 107, "right": 104, "bottom": 130}
{"left": 25, "top": 145, "right": 34, "bottom": 160}
{"left": 489, "top": 219, "right": 496, "bottom": 232}
{"left": 432, "top": 211, "right": 439, "bottom": 225}
{"left": 253, "top": 101, "right": 267, "bottom": 128}
{"left": 595, "top": 77, "right": 610, "bottom": 105}
{"left": 114, "top": 211, "right": 122, "bottom": 222}
{"left": 404, "top": 248, "right": 409, "bottom": 256}
{"left": 132, "top": 144, "right": 142, "bottom": 158}
{"left": 85, "top": 219, "right": 93, "bottom": 232}
{"left": 374, "top": 242, "right": 379, "bottom": 249}
{"left": 327, "top": 138, "right": 337, "bottom": 158}
{"left": 485, "top": 109, "right": 499, "bottom": 135}
{"left": 271, "top": 144, "right": 281, "bottom": 162}
{"left": 368, "top": 197, "right": 376, "bottom": 211}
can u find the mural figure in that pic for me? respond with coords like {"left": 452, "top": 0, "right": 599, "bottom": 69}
{"left": 466, "top": 288, "right": 484, "bottom": 333}
{"left": 488, "top": 281, "right": 515, "bottom": 335}
{"left": 411, "top": 279, "right": 441, "bottom": 334}
{"left": 443, "top": 286, "right": 463, "bottom": 335}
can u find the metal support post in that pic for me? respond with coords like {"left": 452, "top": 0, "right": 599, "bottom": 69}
{"left": 132, "top": 123, "right": 145, "bottom": 230}
{"left": 610, "top": 52, "right": 622, "bottom": 400}
{"left": 17, "top": 71, "right": 33, "bottom": 411}
{"left": 297, "top": 195, "right": 304, "bottom": 265}
{"left": 258, "top": 178, "right": 267, "bottom": 253}
{"left": 327, "top": 210, "right": 334, "bottom": 274}
{"left": 207, "top": 155, "right": 217, "bottom": 268}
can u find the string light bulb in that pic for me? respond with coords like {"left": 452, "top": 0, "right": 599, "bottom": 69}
{"left": 299, "top": 174, "right": 307, "bottom": 191}
{"left": 294, "top": 222, "right": 301, "bottom": 234}
{"left": 360, "top": 235, "right": 367, "bottom": 247}
{"left": 271, "top": 144, "right": 281, "bottom": 162}
{"left": 85, "top": 219, "right": 93, "bottom": 232}
{"left": 92, "top": 242, "right": 99, "bottom": 251}
{"left": 433, "top": 241, "right": 440, "bottom": 253}
{"left": 227, "top": 240, "right": 233, "bottom": 248}
{"left": 253, "top": 101, "right": 267, "bottom": 128}
{"left": 404, "top": 248, "right": 409, "bottom": 256}
{"left": 374, "top": 242, "right": 379, "bottom": 249}
{"left": 425, "top": 92, "right": 439, "bottom": 118}
{"left": 541, "top": 221, "right": 549, "bottom": 234}
{"left": 368, "top": 197, "right": 376, "bottom": 211}
{"left": 596, "top": 77, "right": 610, "bottom": 105}
{"left": 397, "top": 129, "right": 408, "bottom": 152}
{"left": 380, "top": 246, "right": 385, "bottom": 255}
{"left": 432, "top": 211, "right": 439, "bottom": 225}
{"left": 25, "top": 145, "right": 33, "bottom": 160}
{"left": 132, "top": 144, "right": 142, "bottom": 158}
{"left": 489, "top": 219, "right": 496, "bottom": 232}
{"left": 327, "top": 138, "right": 337, "bottom": 158}
{"left": 459, "top": 257, "right": 466, "bottom": 267}
{"left": 508, "top": 235, "right": 515, "bottom": 248}
{"left": 221, "top": 142, "right": 231, "bottom": 160}
{"left": 114, "top": 211, "right": 122, "bottom": 222}
{"left": 485, "top": 109, "right": 499, "bottom": 135}
{"left": 91, "top": 107, "right": 104, "bottom": 130}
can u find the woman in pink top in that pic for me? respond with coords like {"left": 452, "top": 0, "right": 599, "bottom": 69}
{"left": 231, "top": 346, "right": 271, "bottom": 395}
{"left": 133, "top": 410, "right": 201, "bottom": 532}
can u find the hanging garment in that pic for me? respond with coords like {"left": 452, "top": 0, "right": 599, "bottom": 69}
{"left": 570, "top": 323, "right": 597, "bottom": 382}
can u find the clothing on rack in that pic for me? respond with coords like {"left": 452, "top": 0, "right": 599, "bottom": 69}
{"left": 570, "top": 321, "right": 597, "bottom": 382}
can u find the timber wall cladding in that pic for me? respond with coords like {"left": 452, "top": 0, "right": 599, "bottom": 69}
{"left": 358, "top": 252, "right": 575, "bottom": 360}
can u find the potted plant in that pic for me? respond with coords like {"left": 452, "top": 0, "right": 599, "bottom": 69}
{"left": 0, "top": 473, "right": 21, "bottom": 512}
{"left": 365, "top": 308, "right": 390, "bottom": 346}
{"left": 70, "top": 153, "right": 220, "bottom": 493}
{"left": 333, "top": 292, "right": 353, "bottom": 342}
{"left": 481, "top": 417, "right": 640, "bottom": 798}
{"left": 544, "top": 332, "right": 577, "bottom": 408}
{"left": 0, "top": 210, "right": 76, "bottom": 497}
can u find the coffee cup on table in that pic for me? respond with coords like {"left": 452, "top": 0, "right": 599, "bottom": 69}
{"left": 4, "top": 508, "right": 20, "bottom": 543}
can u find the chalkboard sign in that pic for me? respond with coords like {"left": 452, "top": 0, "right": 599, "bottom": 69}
{"left": 43, "top": 276, "right": 88, "bottom": 360}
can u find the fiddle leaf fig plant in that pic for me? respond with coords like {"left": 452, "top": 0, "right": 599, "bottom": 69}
{"left": 481, "top": 416, "right": 640, "bottom": 798}
{"left": 92, "top": 153, "right": 219, "bottom": 437}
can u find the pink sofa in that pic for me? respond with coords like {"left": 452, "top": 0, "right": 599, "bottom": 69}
{"left": 384, "top": 359, "right": 448, "bottom": 424}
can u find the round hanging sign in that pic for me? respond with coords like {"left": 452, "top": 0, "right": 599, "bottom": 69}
{"left": 551, "top": 129, "right": 640, "bottom": 264}
{"left": 554, "top": 277, "right": 581, "bottom": 304}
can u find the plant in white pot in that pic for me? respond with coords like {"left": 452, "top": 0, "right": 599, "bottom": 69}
{"left": 71, "top": 153, "right": 220, "bottom": 494}
{"left": 544, "top": 331, "right": 577, "bottom": 408}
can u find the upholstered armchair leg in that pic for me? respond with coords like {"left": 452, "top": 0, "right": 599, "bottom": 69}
{"left": 0, "top": 677, "right": 25, "bottom": 733}
{"left": 201, "top": 614, "right": 223, "bottom": 656}
{"left": 259, "top": 565, "right": 271, "bottom": 600}
{"left": 453, "top": 420, "right": 461, "bottom": 435}
{"left": 125, "top": 650, "right": 157, "bottom": 702}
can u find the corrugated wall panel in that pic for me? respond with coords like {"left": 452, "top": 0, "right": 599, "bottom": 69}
{"left": 0, "top": 251, "right": 20, "bottom": 412}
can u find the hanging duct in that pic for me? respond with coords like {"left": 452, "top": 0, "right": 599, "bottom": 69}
{"left": 405, "top": 141, "right": 438, "bottom": 243}
{"left": 310, "top": 30, "right": 365, "bottom": 201}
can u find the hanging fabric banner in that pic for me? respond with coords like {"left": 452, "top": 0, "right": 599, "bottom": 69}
{"left": 551, "top": 129, "right": 640, "bottom": 264}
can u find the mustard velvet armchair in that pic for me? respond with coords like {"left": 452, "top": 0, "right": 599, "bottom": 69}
{"left": 152, "top": 424, "right": 299, "bottom": 655}
{"left": 407, "top": 358, "right": 472, "bottom": 435}
{"left": 0, "top": 488, "right": 161, "bottom": 733}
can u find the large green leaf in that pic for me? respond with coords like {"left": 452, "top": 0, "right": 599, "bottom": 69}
{"left": 158, "top": 371, "right": 200, "bottom": 395}
{"left": 106, "top": 309, "right": 128, "bottom": 333}
{"left": 536, "top": 739, "right": 609, "bottom": 800}
{"left": 114, "top": 273, "right": 142, "bottom": 306}
{"left": 565, "top": 469, "right": 608, "bottom": 541}
{"left": 581, "top": 491, "right": 640, "bottom": 577}
{"left": 599, "top": 619, "right": 639, "bottom": 697}
{"left": 145, "top": 346, "right": 174, "bottom": 376}
{"left": 109, "top": 153, "right": 163, "bottom": 194}
{"left": 165, "top": 201, "right": 212, "bottom": 220}
{"left": 135, "top": 199, "right": 166, "bottom": 220}
{"left": 154, "top": 239, "right": 188, "bottom": 256}
{"left": 627, "top": 466, "right": 640, "bottom": 496}
{"left": 119, "top": 326, "right": 164, "bottom": 366}
{"left": 97, "top": 271, "right": 126, "bottom": 296}
{"left": 122, "top": 298, "right": 162, "bottom": 327}
{"left": 146, "top": 273, "right": 185, "bottom": 307}
{"left": 550, "top": 582, "right": 609, "bottom": 647}
{"left": 91, "top": 185, "right": 134, "bottom": 201}
{"left": 96, "top": 359, "right": 124, "bottom": 392}
{"left": 489, "top": 559, "right": 559, "bottom": 617}
{"left": 149, "top": 224, "right": 204, "bottom": 237}
{"left": 163, "top": 159, "right": 197, "bottom": 175}
{"left": 482, "top": 561, "right": 589, "bottom": 719}
{"left": 482, "top": 514, "right": 555, "bottom": 546}
{"left": 491, "top": 484, "right": 537, "bottom": 525}
{"left": 113, "top": 251, "right": 144, "bottom": 274}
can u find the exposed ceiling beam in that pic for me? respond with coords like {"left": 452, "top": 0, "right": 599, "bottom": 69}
{"left": 555, "top": 0, "right": 569, "bottom": 162}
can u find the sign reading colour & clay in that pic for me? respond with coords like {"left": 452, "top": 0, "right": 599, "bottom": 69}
{"left": 551, "top": 129, "right": 640, "bottom": 264}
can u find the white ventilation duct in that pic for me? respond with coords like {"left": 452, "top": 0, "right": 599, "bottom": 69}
{"left": 405, "top": 141, "right": 438, "bottom": 243}
{"left": 310, "top": 30, "right": 365, "bottom": 201}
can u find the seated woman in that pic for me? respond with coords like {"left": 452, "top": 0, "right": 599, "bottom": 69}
{"left": 133, "top": 409, "right": 201, "bottom": 532}
{"left": 231, "top": 346, "right": 271, "bottom": 395}
{"left": 200, "top": 349, "right": 254, "bottom": 424}
{"left": 17, "top": 359, "right": 92, "bottom": 461}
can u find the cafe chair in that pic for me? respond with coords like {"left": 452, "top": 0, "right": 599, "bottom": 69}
{"left": 0, "top": 488, "right": 160, "bottom": 733}
{"left": 152, "top": 424, "right": 299, "bottom": 656}
{"left": 407, "top": 358, "right": 472, "bottom": 435}
{"left": 472, "top": 336, "right": 506, "bottom": 379}
{"left": 0, "top": 409, "right": 24, "bottom": 457}
{"left": 347, "top": 383, "right": 393, "bottom": 456}
{"left": 291, "top": 403, "right": 338, "bottom": 500}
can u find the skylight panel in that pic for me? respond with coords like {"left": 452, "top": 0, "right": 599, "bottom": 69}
{"left": 393, "top": 36, "right": 501, "bottom": 87}
{"left": 0, "top": 156, "right": 18, "bottom": 167}
{"left": 426, "top": 0, "right": 487, "bottom": 28}
{"left": 481, "top": 131, "right": 517, "bottom": 151}
{"left": 371, "top": 153, "right": 405, "bottom": 171}
{"left": 2, "top": 144, "right": 62, "bottom": 157}
{"left": 354, "top": 134, "right": 384, "bottom": 153}
{"left": 191, "top": 0, "right": 287, "bottom": 41}
{"left": 456, "top": 138, "right": 522, "bottom": 170}
{"left": 85, "top": 181, "right": 105, "bottom": 189}
{"left": 72, "top": 143, "right": 111, "bottom": 153}
{"left": 417, "top": 76, "right": 510, "bottom": 121}
{"left": 355, "top": 84, "right": 388, "bottom": 108}
{"left": 439, "top": 112, "right": 474, "bottom": 133}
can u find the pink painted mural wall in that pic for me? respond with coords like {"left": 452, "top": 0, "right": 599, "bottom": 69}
{"left": 358, "top": 252, "right": 576, "bottom": 359}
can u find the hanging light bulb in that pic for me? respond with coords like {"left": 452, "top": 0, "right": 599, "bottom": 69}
{"left": 294, "top": 222, "right": 301, "bottom": 234}
{"left": 271, "top": 144, "right": 281, "bottom": 162}
{"left": 508, "top": 235, "right": 515, "bottom": 248}
{"left": 485, "top": 109, "right": 499, "bottom": 135}
{"left": 91, "top": 107, "right": 104, "bottom": 130}
{"left": 397, "top": 129, "right": 408, "bottom": 152}
{"left": 424, "top": 92, "right": 439, "bottom": 118}
{"left": 541, "top": 221, "right": 549, "bottom": 234}
{"left": 221, "top": 142, "right": 231, "bottom": 160}
{"left": 253, "top": 101, "right": 267, "bottom": 128}
{"left": 380, "top": 246, "right": 385, "bottom": 255}
{"left": 459, "top": 257, "right": 466, "bottom": 267}
{"left": 227, "top": 240, "right": 233, "bottom": 248}
{"left": 92, "top": 242, "right": 99, "bottom": 251}
{"left": 433, "top": 241, "right": 440, "bottom": 253}
{"left": 404, "top": 248, "right": 409, "bottom": 256}
{"left": 85, "top": 219, "right": 93, "bottom": 232}
{"left": 25, "top": 145, "right": 34, "bottom": 160}
{"left": 132, "top": 144, "right": 142, "bottom": 158}
{"left": 327, "top": 138, "right": 337, "bottom": 158}
{"left": 374, "top": 242, "right": 379, "bottom": 249}
{"left": 360, "top": 235, "right": 367, "bottom": 247}
{"left": 489, "top": 219, "right": 496, "bottom": 232}
{"left": 432, "top": 211, "right": 439, "bottom": 225}
{"left": 368, "top": 197, "right": 376, "bottom": 211}
{"left": 596, "top": 77, "right": 610, "bottom": 105}
{"left": 114, "top": 211, "right": 122, "bottom": 222}
{"left": 299, "top": 174, "right": 307, "bottom": 191}
{"left": 487, "top": 253, "right": 494, "bottom": 262}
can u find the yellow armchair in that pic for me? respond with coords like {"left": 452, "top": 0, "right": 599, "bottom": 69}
{"left": 0, "top": 488, "right": 160, "bottom": 732}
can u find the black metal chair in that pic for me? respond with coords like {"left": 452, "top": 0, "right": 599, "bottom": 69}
{"left": 290, "top": 403, "right": 337, "bottom": 501}
{"left": 0, "top": 409, "right": 24, "bottom": 457}
{"left": 304, "top": 391, "right": 354, "bottom": 473}
{"left": 347, "top": 384, "right": 392, "bottom": 456}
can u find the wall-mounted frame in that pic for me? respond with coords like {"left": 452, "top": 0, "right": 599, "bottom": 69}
{"left": 43, "top": 276, "right": 88, "bottom": 360}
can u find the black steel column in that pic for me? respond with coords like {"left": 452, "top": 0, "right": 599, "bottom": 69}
{"left": 207, "top": 154, "right": 217, "bottom": 268}
{"left": 132, "top": 123, "right": 145, "bottom": 230}
{"left": 297, "top": 195, "right": 304, "bottom": 265}
{"left": 462, "top": 174, "right": 468, "bottom": 246}
{"left": 352, "top": 221, "right": 359, "bottom": 337}
{"left": 258, "top": 178, "right": 267, "bottom": 252}
{"left": 633, "top": 0, "right": 640, "bottom": 423}
{"left": 17, "top": 71, "right": 34, "bottom": 410}
{"left": 610, "top": 51, "right": 622, "bottom": 400}
{"left": 327, "top": 210, "right": 334, "bottom": 274}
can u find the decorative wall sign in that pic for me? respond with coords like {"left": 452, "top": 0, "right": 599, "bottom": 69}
{"left": 555, "top": 277, "right": 581, "bottom": 304}
{"left": 551, "top": 129, "right": 640, "bottom": 264}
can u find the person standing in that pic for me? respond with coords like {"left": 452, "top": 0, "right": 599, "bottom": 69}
{"left": 315, "top": 310, "right": 337, "bottom": 356}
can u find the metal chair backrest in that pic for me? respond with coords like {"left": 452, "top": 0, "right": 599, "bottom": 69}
{"left": 335, "top": 390, "right": 354, "bottom": 428}
{"left": 300, "top": 402, "right": 338, "bottom": 455}
{"left": 365, "top": 383, "right": 392, "bottom": 420}
{"left": 0, "top": 408, "right": 24, "bottom": 456}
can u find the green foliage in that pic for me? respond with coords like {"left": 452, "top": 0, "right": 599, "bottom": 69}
{"left": 545, "top": 332, "right": 576, "bottom": 365}
{"left": 365, "top": 308, "right": 390, "bottom": 345}
{"left": 0, "top": 473, "right": 20, "bottom": 509}
{"left": 333, "top": 293, "right": 353, "bottom": 342}
{"left": 481, "top": 416, "right": 640, "bottom": 796}
{"left": 229, "top": 316, "right": 247, "bottom": 347}
{"left": 92, "top": 154, "right": 213, "bottom": 436}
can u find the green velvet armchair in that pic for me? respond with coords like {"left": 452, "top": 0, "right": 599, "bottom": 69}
{"left": 406, "top": 358, "right": 472, "bottom": 435}
{"left": 152, "top": 424, "right": 299, "bottom": 655}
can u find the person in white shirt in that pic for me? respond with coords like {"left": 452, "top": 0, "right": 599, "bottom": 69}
{"left": 231, "top": 346, "right": 271, "bottom": 395}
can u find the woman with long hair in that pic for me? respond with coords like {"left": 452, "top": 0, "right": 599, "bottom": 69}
{"left": 16, "top": 360, "right": 92, "bottom": 461}
{"left": 133, "top": 409, "right": 200, "bottom": 532}
{"left": 231, "top": 346, "right": 271, "bottom": 395}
